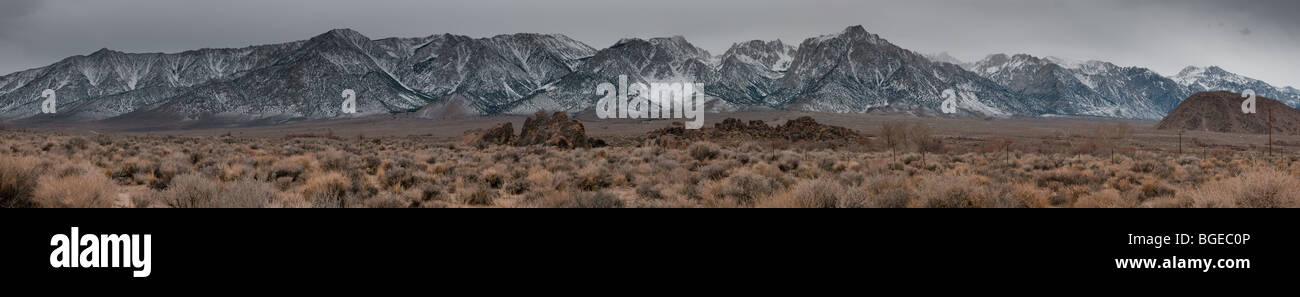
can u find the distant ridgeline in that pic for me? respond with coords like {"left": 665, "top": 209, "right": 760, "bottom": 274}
{"left": 2, "top": 26, "right": 1298, "bottom": 126}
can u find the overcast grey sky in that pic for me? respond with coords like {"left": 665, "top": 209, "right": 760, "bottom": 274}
{"left": 1, "top": 0, "right": 1296, "bottom": 87}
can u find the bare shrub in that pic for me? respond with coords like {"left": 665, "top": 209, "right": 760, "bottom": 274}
{"left": 153, "top": 155, "right": 192, "bottom": 189}
{"left": 568, "top": 191, "right": 625, "bottom": 208}
{"left": 1073, "top": 189, "right": 1133, "bottom": 208}
{"left": 482, "top": 167, "right": 507, "bottom": 189}
{"left": 526, "top": 168, "right": 555, "bottom": 191}
{"left": 1138, "top": 181, "right": 1176, "bottom": 201}
{"left": 688, "top": 142, "right": 721, "bottom": 161}
{"left": 411, "top": 182, "right": 445, "bottom": 202}
{"left": 302, "top": 172, "right": 350, "bottom": 207}
{"left": 699, "top": 163, "right": 730, "bottom": 181}
{"left": 716, "top": 170, "right": 781, "bottom": 205}
{"left": 864, "top": 176, "right": 913, "bottom": 208}
{"left": 0, "top": 156, "right": 43, "bottom": 208}
{"left": 997, "top": 183, "right": 1051, "bottom": 208}
{"left": 220, "top": 179, "right": 275, "bottom": 208}
{"left": 916, "top": 174, "right": 984, "bottom": 208}
{"left": 113, "top": 157, "right": 157, "bottom": 185}
{"left": 267, "top": 158, "right": 306, "bottom": 182}
{"left": 1130, "top": 160, "right": 1172, "bottom": 178}
{"left": 65, "top": 137, "right": 90, "bottom": 152}
{"left": 776, "top": 153, "right": 801, "bottom": 173}
{"left": 912, "top": 123, "right": 943, "bottom": 167}
{"left": 1036, "top": 169, "right": 1097, "bottom": 189}
{"left": 881, "top": 122, "right": 908, "bottom": 163}
{"left": 504, "top": 179, "right": 531, "bottom": 195}
{"left": 1186, "top": 168, "right": 1300, "bottom": 208}
{"left": 461, "top": 187, "right": 498, "bottom": 206}
{"left": 34, "top": 170, "right": 117, "bottom": 208}
{"left": 162, "top": 174, "right": 222, "bottom": 208}
{"left": 573, "top": 166, "right": 611, "bottom": 191}
{"left": 320, "top": 150, "right": 353, "bottom": 171}
{"left": 364, "top": 192, "right": 408, "bottom": 208}
{"left": 764, "top": 179, "right": 865, "bottom": 208}
{"left": 636, "top": 182, "right": 664, "bottom": 200}
{"left": 382, "top": 167, "right": 429, "bottom": 190}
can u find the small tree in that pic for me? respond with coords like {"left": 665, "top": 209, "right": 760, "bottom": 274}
{"left": 1177, "top": 130, "right": 1184, "bottom": 155}
{"left": 1107, "top": 123, "right": 1132, "bottom": 162}
{"left": 993, "top": 137, "right": 1015, "bottom": 166}
{"left": 881, "top": 122, "right": 908, "bottom": 163}
{"left": 912, "top": 123, "right": 943, "bottom": 168}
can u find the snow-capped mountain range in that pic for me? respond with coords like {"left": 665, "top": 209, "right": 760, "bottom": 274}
{"left": 960, "top": 54, "right": 1300, "bottom": 119}
{"left": 1, "top": 25, "right": 1296, "bottom": 125}
{"left": 965, "top": 54, "right": 1189, "bottom": 119}
{"left": 764, "top": 26, "right": 1031, "bottom": 117}
{"left": 1173, "top": 66, "right": 1300, "bottom": 108}
{"left": 505, "top": 36, "right": 718, "bottom": 115}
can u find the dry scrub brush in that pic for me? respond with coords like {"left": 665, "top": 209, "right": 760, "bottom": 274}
{"left": 1, "top": 130, "right": 1297, "bottom": 208}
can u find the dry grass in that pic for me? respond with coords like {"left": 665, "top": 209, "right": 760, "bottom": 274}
{"left": 1, "top": 127, "right": 1297, "bottom": 208}
{"left": 0, "top": 156, "right": 44, "bottom": 207}
{"left": 33, "top": 166, "right": 117, "bottom": 208}
{"left": 1184, "top": 168, "right": 1300, "bottom": 208}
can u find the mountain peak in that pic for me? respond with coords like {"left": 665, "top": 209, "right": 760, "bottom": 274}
{"left": 925, "top": 52, "right": 963, "bottom": 65}
{"left": 1043, "top": 56, "right": 1085, "bottom": 68}
{"left": 839, "top": 25, "right": 882, "bottom": 42}
{"left": 612, "top": 37, "right": 647, "bottom": 47}
{"left": 969, "top": 53, "right": 1055, "bottom": 76}
{"left": 1009, "top": 53, "right": 1043, "bottom": 62}
{"left": 315, "top": 28, "right": 369, "bottom": 42}
{"left": 89, "top": 48, "right": 118, "bottom": 56}
{"left": 1176, "top": 66, "right": 1206, "bottom": 78}
{"left": 983, "top": 53, "right": 1010, "bottom": 64}
{"left": 648, "top": 35, "right": 693, "bottom": 46}
{"left": 325, "top": 28, "right": 360, "bottom": 35}
{"left": 1180, "top": 65, "right": 1234, "bottom": 76}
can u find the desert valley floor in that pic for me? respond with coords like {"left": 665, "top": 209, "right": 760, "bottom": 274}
{"left": 2, "top": 111, "right": 1298, "bottom": 208}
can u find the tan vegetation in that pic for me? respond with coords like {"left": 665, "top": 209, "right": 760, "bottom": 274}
{"left": 1, "top": 119, "right": 1298, "bottom": 208}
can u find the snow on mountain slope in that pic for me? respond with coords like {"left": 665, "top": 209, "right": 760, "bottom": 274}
{"left": 708, "top": 39, "right": 797, "bottom": 106}
{"left": 764, "top": 26, "right": 1026, "bottom": 117}
{"left": 0, "top": 29, "right": 594, "bottom": 122}
{"left": 1174, "top": 66, "right": 1300, "bottom": 108}
{"left": 924, "top": 52, "right": 964, "bottom": 66}
{"left": 2, "top": 25, "right": 1295, "bottom": 125}
{"left": 968, "top": 53, "right": 1189, "bottom": 119}
{"left": 506, "top": 36, "right": 715, "bottom": 114}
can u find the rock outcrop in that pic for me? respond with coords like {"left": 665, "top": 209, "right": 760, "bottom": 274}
{"left": 516, "top": 110, "right": 593, "bottom": 149}
{"left": 465, "top": 110, "right": 604, "bottom": 149}
{"left": 645, "top": 116, "right": 864, "bottom": 148}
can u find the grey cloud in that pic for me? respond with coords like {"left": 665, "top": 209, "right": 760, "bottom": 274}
{"left": 0, "top": 0, "right": 43, "bottom": 36}
{"left": 0, "top": 0, "right": 42, "bottom": 18}
{"left": 0, "top": 0, "right": 1296, "bottom": 87}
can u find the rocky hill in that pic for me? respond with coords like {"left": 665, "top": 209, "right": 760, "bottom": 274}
{"left": 1156, "top": 91, "right": 1300, "bottom": 135}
